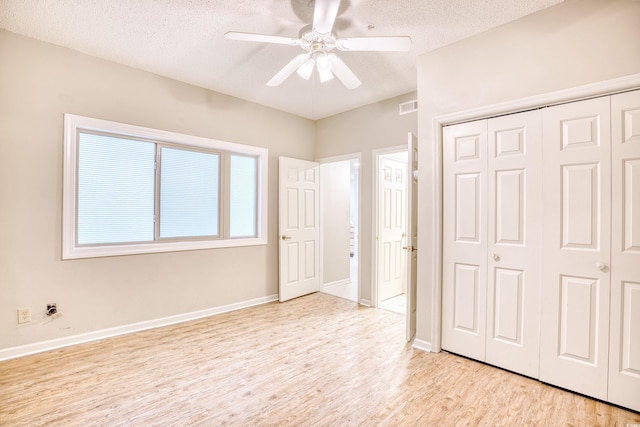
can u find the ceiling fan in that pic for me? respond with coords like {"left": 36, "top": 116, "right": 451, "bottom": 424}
{"left": 224, "top": 0, "right": 411, "bottom": 89}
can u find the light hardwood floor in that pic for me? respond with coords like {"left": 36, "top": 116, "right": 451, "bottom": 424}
{"left": 1, "top": 293, "right": 638, "bottom": 426}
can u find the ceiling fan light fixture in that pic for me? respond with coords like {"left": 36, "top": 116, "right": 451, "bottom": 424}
{"left": 296, "top": 58, "right": 315, "bottom": 80}
{"left": 318, "top": 66, "right": 334, "bottom": 83}
{"left": 316, "top": 53, "right": 334, "bottom": 83}
{"left": 316, "top": 53, "right": 331, "bottom": 70}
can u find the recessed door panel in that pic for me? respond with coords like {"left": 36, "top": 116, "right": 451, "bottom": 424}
{"left": 496, "top": 128, "right": 524, "bottom": 157}
{"left": 288, "top": 167, "right": 299, "bottom": 181}
{"left": 287, "top": 189, "right": 299, "bottom": 230}
{"left": 456, "top": 135, "right": 480, "bottom": 161}
{"left": 394, "top": 189, "right": 403, "bottom": 228}
{"left": 456, "top": 173, "right": 480, "bottom": 242}
{"left": 562, "top": 163, "right": 599, "bottom": 249}
{"left": 621, "top": 281, "right": 640, "bottom": 375}
{"left": 304, "top": 240, "right": 316, "bottom": 280}
{"left": 383, "top": 242, "right": 391, "bottom": 282}
{"left": 559, "top": 275, "right": 599, "bottom": 363}
{"left": 383, "top": 188, "right": 391, "bottom": 229}
{"left": 623, "top": 108, "right": 640, "bottom": 143}
{"left": 561, "top": 116, "right": 600, "bottom": 150}
{"left": 492, "top": 268, "right": 523, "bottom": 344}
{"left": 453, "top": 263, "right": 479, "bottom": 333}
{"left": 493, "top": 268, "right": 524, "bottom": 346}
{"left": 624, "top": 159, "right": 640, "bottom": 252}
{"left": 304, "top": 167, "right": 316, "bottom": 183}
{"left": 286, "top": 242, "right": 299, "bottom": 284}
{"left": 495, "top": 169, "right": 524, "bottom": 245}
{"left": 304, "top": 189, "right": 316, "bottom": 229}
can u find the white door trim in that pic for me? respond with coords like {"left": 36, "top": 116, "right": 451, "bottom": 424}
{"left": 429, "top": 72, "right": 640, "bottom": 353}
{"left": 372, "top": 145, "right": 408, "bottom": 308}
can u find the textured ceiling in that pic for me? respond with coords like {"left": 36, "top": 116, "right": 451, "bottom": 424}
{"left": 0, "top": 0, "right": 563, "bottom": 120}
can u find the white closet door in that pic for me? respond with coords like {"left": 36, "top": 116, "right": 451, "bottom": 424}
{"left": 485, "top": 110, "right": 542, "bottom": 378}
{"left": 540, "top": 96, "right": 611, "bottom": 400}
{"left": 609, "top": 90, "right": 640, "bottom": 412}
{"left": 442, "top": 120, "right": 488, "bottom": 361}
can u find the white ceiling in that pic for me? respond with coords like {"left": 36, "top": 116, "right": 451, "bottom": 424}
{"left": 0, "top": 0, "right": 563, "bottom": 120}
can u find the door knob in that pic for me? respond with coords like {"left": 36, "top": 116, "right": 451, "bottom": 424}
{"left": 402, "top": 246, "right": 417, "bottom": 252}
{"left": 492, "top": 253, "right": 500, "bottom": 262}
{"left": 595, "top": 261, "right": 607, "bottom": 271}
{"left": 281, "top": 235, "right": 292, "bottom": 240}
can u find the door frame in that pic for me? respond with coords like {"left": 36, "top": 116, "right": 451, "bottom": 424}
{"left": 426, "top": 73, "right": 640, "bottom": 353}
{"left": 372, "top": 145, "right": 409, "bottom": 309}
{"left": 316, "top": 152, "right": 362, "bottom": 303}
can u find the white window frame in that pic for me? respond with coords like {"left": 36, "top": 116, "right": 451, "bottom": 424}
{"left": 63, "top": 114, "right": 268, "bottom": 259}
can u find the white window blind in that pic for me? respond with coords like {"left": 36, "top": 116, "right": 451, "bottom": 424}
{"left": 229, "top": 154, "right": 258, "bottom": 238}
{"left": 160, "top": 147, "right": 220, "bottom": 239}
{"left": 77, "top": 132, "right": 155, "bottom": 245}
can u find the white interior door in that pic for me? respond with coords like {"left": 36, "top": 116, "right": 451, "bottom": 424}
{"left": 406, "top": 133, "right": 418, "bottom": 341}
{"left": 485, "top": 110, "right": 542, "bottom": 378}
{"left": 278, "top": 156, "right": 320, "bottom": 302}
{"left": 539, "top": 97, "right": 612, "bottom": 401}
{"left": 378, "top": 156, "right": 407, "bottom": 302}
{"left": 442, "top": 120, "right": 488, "bottom": 361}
{"left": 608, "top": 90, "right": 640, "bottom": 412}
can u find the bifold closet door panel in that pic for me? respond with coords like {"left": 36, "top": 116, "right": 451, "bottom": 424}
{"left": 442, "top": 120, "right": 488, "bottom": 361}
{"left": 609, "top": 89, "right": 640, "bottom": 412}
{"left": 540, "top": 96, "right": 612, "bottom": 401}
{"left": 485, "top": 110, "right": 542, "bottom": 379}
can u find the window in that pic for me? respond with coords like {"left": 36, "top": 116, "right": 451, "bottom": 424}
{"left": 63, "top": 114, "right": 267, "bottom": 259}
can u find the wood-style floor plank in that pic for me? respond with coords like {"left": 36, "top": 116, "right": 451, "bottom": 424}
{"left": 1, "top": 293, "right": 638, "bottom": 426}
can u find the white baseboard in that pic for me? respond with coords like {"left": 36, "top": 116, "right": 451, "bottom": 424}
{"left": 0, "top": 294, "right": 279, "bottom": 362}
{"left": 321, "top": 278, "right": 351, "bottom": 290}
{"left": 412, "top": 338, "right": 432, "bottom": 353}
{"left": 358, "top": 298, "right": 371, "bottom": 307}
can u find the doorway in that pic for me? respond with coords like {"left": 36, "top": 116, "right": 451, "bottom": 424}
{"left": 374, "top": 148, "right": 408, "bottom": 315}
{"left": 318, "top": 155, "right": 360, "bottom": 302}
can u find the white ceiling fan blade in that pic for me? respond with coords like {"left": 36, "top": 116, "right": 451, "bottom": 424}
{"left": 313, "top": 0, "right": 341, "bottom": 35}
{"left": 267, "top": 54, "right": 309, "bottom": 87}
{"left": 225, "top": 31, "right": 299, "bottom": 46}
{"left": 336, "top": 36, "right": 412, "bottom": 52}
{"left": 328, "top": 53, "right": 361, "bottom": 90}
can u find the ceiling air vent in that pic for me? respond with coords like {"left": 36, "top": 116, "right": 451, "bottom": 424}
{"left": 399, "top": 100, "right": 418, "bottom": 115}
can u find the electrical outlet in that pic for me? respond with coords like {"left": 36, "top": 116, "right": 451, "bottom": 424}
{"left": 46, "top": 303, "right": 57, "bottom": 316}
{"left": 18, "top": 308, "right": 31, "bottom": 324}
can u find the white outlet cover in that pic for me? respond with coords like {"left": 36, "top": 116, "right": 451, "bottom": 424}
{"left": 18, "top": 307, "right": 31, "bottom": 324}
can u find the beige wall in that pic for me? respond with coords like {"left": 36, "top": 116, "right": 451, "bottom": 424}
{"left": 320, "top": 161, "right": 351, "bottom": 285}
{"left": 0, "top": 30, "right": 315, "bottom": 351}
{"left": 416, "top": 0, "right": 640, "bottom": 346}
{"left": 316, "top": 93, "right": 418, "bottom": 303}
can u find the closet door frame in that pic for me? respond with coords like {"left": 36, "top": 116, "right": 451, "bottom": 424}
{"left": 428, "top": 74, "right": 640, "bottom": 354}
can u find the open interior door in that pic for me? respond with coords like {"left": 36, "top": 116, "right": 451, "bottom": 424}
{"left": 278, "top": 156, "right": 320, "bottom": 302}
{"left": 406, "top": 133, "right": 418, "bottom": 341}
{"left": 378, "top": 156, "right": 407, "bottom": 302}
